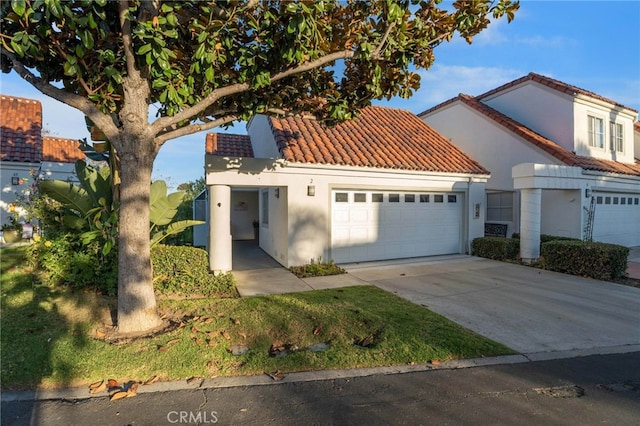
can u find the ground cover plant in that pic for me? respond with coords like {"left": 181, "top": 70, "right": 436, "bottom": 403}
{"left": 289, "top": 258, "right": 346, "bottom": 278}
{"left": 1, "top": 246, "right": 514, "bottom": 391}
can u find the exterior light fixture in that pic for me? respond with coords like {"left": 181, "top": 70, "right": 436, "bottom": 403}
{"left": 307, "top": 185, "right": 315, "bottom": 196}
{"left": 275, "top": 188, "right": 280, "bottom": 198}
{"left": 11, "top": 177, "right": 20, "bottom": 185}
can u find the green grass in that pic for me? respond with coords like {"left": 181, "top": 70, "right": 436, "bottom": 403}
{"left": 1, "top": 246, "right": 515, "bottom": 391}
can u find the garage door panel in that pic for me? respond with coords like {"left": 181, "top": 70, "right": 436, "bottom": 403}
{"left": 593, "top": 192, "right": 640, "bottom": 247}
{"left": 331, "top": 190, "right": 462, "bottom": 263}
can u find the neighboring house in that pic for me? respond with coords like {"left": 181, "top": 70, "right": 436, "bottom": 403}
{"left": 202, "top": 106, "right": 490, "bottom": 272}
{"left": 419, "top": 73, "right": 640, "bottom": 261}
{"left": 0, "top": 94, "right": 85, "bottom": 228}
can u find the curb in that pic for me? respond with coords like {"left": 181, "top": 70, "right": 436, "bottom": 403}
{"left": 3, "top": 344, "right": 639, "bottom": 403}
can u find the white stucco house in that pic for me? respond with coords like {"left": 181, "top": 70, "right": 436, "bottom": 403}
{"left": 202, "top": 106, "right": 491, "bottom": 272}
{"left": 419, "top": 73, "right": 640, "bottom": 261}
{"left": 1, "top": 94, "right": 85, "bottom": 231}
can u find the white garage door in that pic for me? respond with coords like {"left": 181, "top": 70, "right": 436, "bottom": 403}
{"left": 593, "top": 193, "right": 640, "bottom": 247}
{"left": 331, "top": 190, "right": 462, "bottom": 263}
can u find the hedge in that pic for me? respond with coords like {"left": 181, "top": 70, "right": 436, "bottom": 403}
{"left": 540, "top": 240, "right": 629, "bottom": 280}
{"left": 151, "top": 245, "right": 237, "bottom": 298}
{"left": 471, "top": 237, "right": 519, "bottom": 261}
{"left": 511, "top": 233, "right": 580, "bottom": 244}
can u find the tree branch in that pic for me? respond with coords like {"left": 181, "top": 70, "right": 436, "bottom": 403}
{"left": 155, "top": 115, "right": 240, "bottom": 146}
{"left": 372, "top": 22, "right": 396, "bottom": 60}
{"left": 2, "top": 47, "right": 119, "bottom": 139}
{"left": 118, "top": 0, "right": 137, "bottom": 77}
{"left": 152, "top": 49, "right": 355, "bottom": 134}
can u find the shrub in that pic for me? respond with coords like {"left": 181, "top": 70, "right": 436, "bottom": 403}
{"left": 540, "top": 240, "right": 629, "bottom": 280}
{"left": 290, "top": 258, "right": 346, "bottom": 278}
{"left": 29, "top": 234, "right": 118, "bottom": 295}
{"left": 511, "top": 233, "right": 580, "bottom": 244}
{"left": 471, "top": 237, "right": 519, "bottom": 261}
{"left": 151, "top": 245, "right": 237, "bottom": 298}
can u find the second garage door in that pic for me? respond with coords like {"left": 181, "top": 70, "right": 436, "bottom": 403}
{"left": 593, "top": 192, "right": 640, "bottom": 247}
{"left": 331, "top": 190, "right": 462, "bottom": 263}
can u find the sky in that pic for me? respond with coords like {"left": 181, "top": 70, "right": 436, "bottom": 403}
{"left": 2, "top": 1, "right": 639, "bottom": 188}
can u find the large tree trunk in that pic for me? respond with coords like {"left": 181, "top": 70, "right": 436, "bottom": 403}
{"left": 115, "top": 142, "right": 164, "bottom": 335}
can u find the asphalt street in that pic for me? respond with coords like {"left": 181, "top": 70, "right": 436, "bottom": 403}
{"left": 3, "top": 352, "right": 639, "bottom": 425}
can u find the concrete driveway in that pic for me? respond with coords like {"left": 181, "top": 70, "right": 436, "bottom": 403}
{"left": 344, "top": 256, "right": 640, "bottom": 359}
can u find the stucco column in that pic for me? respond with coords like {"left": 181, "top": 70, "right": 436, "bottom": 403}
{"left": 520, "top": 188, "right": 542, "bottom": 263}
{"left": 208, "top": 185, "right": 232, "bottom": 273}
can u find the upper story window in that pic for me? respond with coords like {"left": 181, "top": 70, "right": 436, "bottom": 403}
{"left": 610, "top": 122, "right": 624, "bottom": 152}
{"left": 588, "top": 115, "right": 604, "bottom": 149}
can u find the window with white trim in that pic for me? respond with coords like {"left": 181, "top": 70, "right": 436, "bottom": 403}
{"left": 487, "top": 191, "right": 513, "bottom": 222}
{"left": 610, "top": 122, "right": 623, "bottom": 152}
{"left": 588, "top": 115, "right": 604, "bottom": 148}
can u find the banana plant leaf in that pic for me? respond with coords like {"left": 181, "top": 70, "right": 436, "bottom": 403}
{"left": 150, "top": 180, "right": 185, "bottom": 226}
{"left": 150, "top": 220, "right": 205, "bottom": 247}
{"left": 39, "top": 180, "right": 93, "bottom": 216}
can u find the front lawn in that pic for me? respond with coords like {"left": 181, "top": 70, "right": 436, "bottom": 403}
{"left": 1, "top": 246, "right": 514, "bottom": 390}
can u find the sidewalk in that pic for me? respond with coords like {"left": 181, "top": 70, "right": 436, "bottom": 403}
{"left": 626, "top": 246, "right": 640, "bottom": 279}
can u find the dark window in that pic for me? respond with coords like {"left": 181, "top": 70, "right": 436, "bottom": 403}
{"left": 389, "top": 194, "right": 400, "bottom": 203}
{"left": 335, "top": 192, "right": 348, "bottom": 202}
{"left": 448, "top": 194, "right": 457, "bottom": 203}
{"left": 628, "top": 198, "right": 633, "bottom": 205}
{"left": 605, "top": 197, "right": 611, "bottom": 204}
{"left": 613, "top": 197, "right": 619, "bottom": 205}
{"left": 596, "top": 196, "right": 603, "bottom": 204}
{"left": 354, "top": 193, "right": 366, "bottom": 203}
{"left": 621, "top": 197, "right": 626, "bottom": 205}
{"left": 635, "top": 198, "right": 639, "bottom": 205}
{"left": 372, "top": 193, "right": 383, "bottom": 203}
{"left": 404, "top": 194, "right": 415, "bottom": 203}
{"left": 434, "top": 194, "right": 444, "bottom": 203}
{"left": 419, "top": 194, "right": 429, "bottom": 203}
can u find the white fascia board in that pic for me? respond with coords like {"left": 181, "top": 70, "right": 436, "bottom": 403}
{"left": 205, "top": 155, "right": 489, "bottom": 187}
{"left": 574, "top": 95, "right": 638, "bottom": 120}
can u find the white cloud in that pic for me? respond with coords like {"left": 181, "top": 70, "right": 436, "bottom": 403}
{"left": 378, "top": 64, "right": 524, "bottom": 114}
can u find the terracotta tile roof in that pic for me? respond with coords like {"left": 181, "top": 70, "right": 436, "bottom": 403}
{"left": 0, "top": 95, "right": 43, "bottom": 163}
{"left": 634, "top": 121, "right": 640, "bottom": 133}
{"left": 267, "top": 106, "right": 489, "bottom": 174}
{"left": 476, "top": 72, "right": 638, "bottom": 113}
{"left": 456, "top": 94, "right": 640, "bottom": 177}
{"left": 42, "top": 137, "right": 85, "bottom": 163}
{"left": 206, "top": 133, "right": 253, "bottom": 157}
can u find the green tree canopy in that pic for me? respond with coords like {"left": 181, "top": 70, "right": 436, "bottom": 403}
{"left": 1, "top": 0, "right": 519, "bottom": 335}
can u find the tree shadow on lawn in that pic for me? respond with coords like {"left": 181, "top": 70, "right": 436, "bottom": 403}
{"left": 1, "top": 248, "right": 115, "bottom": 394}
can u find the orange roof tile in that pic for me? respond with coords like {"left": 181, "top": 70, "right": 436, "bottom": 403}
{"left": 267, "top": 106, "right": 488, "bottom": 174}
{"left": 476, "top": 72, "right": 638, "bottom": 113}
{"left": 0, "top": 95, "right": 43, "bottom": 163}
{"left": 454, "top": 94, "right": 640, "bottom": 177}
{"left": 206, "top": 133, "right": 253, "bottom": 157}
{"left": 42, "top": 137, "right": 85, "bottom": 163}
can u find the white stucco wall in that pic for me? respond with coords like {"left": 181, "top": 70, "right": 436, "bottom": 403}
{"left": 0, "top": 162, "right": 36, "bottom": 226}
{"left": 573, "top": 98, "right": 637, "bottom": 163}
{"left": 482, "top": 82, "right": 575, "bottom": 151}
{"left": 40, "top": 161, "right": 79, "bottom": 184}
{"left": 206, "top": 156, "right": 488, "bottom": 267}
{"left": 230, "top": 190, "right": 259, "bottom": 240}
{"left": 540, "top": 189, "right": 582, "bottom": 238}
{"left": 247, "top": 115, "right": 281, "bottom": 158}
{"left": 635, "top": 126, "right": 640, "bottom": 159}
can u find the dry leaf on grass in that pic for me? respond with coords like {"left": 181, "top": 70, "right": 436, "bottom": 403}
{"left": 313, "top": 326, "right": 322, "bottom": 335}
{"left": 142, "top": 375, "right": 159, "bottom": 386}
{"left": 95, "top": 329, "right": 106, "bottom": 339}
{"left": 166, "top": 339, "right": 180, "bottom": 346}
{"left": 266, "top": 371, "right": 286, "bottom": 381}
{"left": 88, "top": 380, "right": 106, "bottom": 394}
{"left": 221, "top": 330, "right": 231, "bottom": 340}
